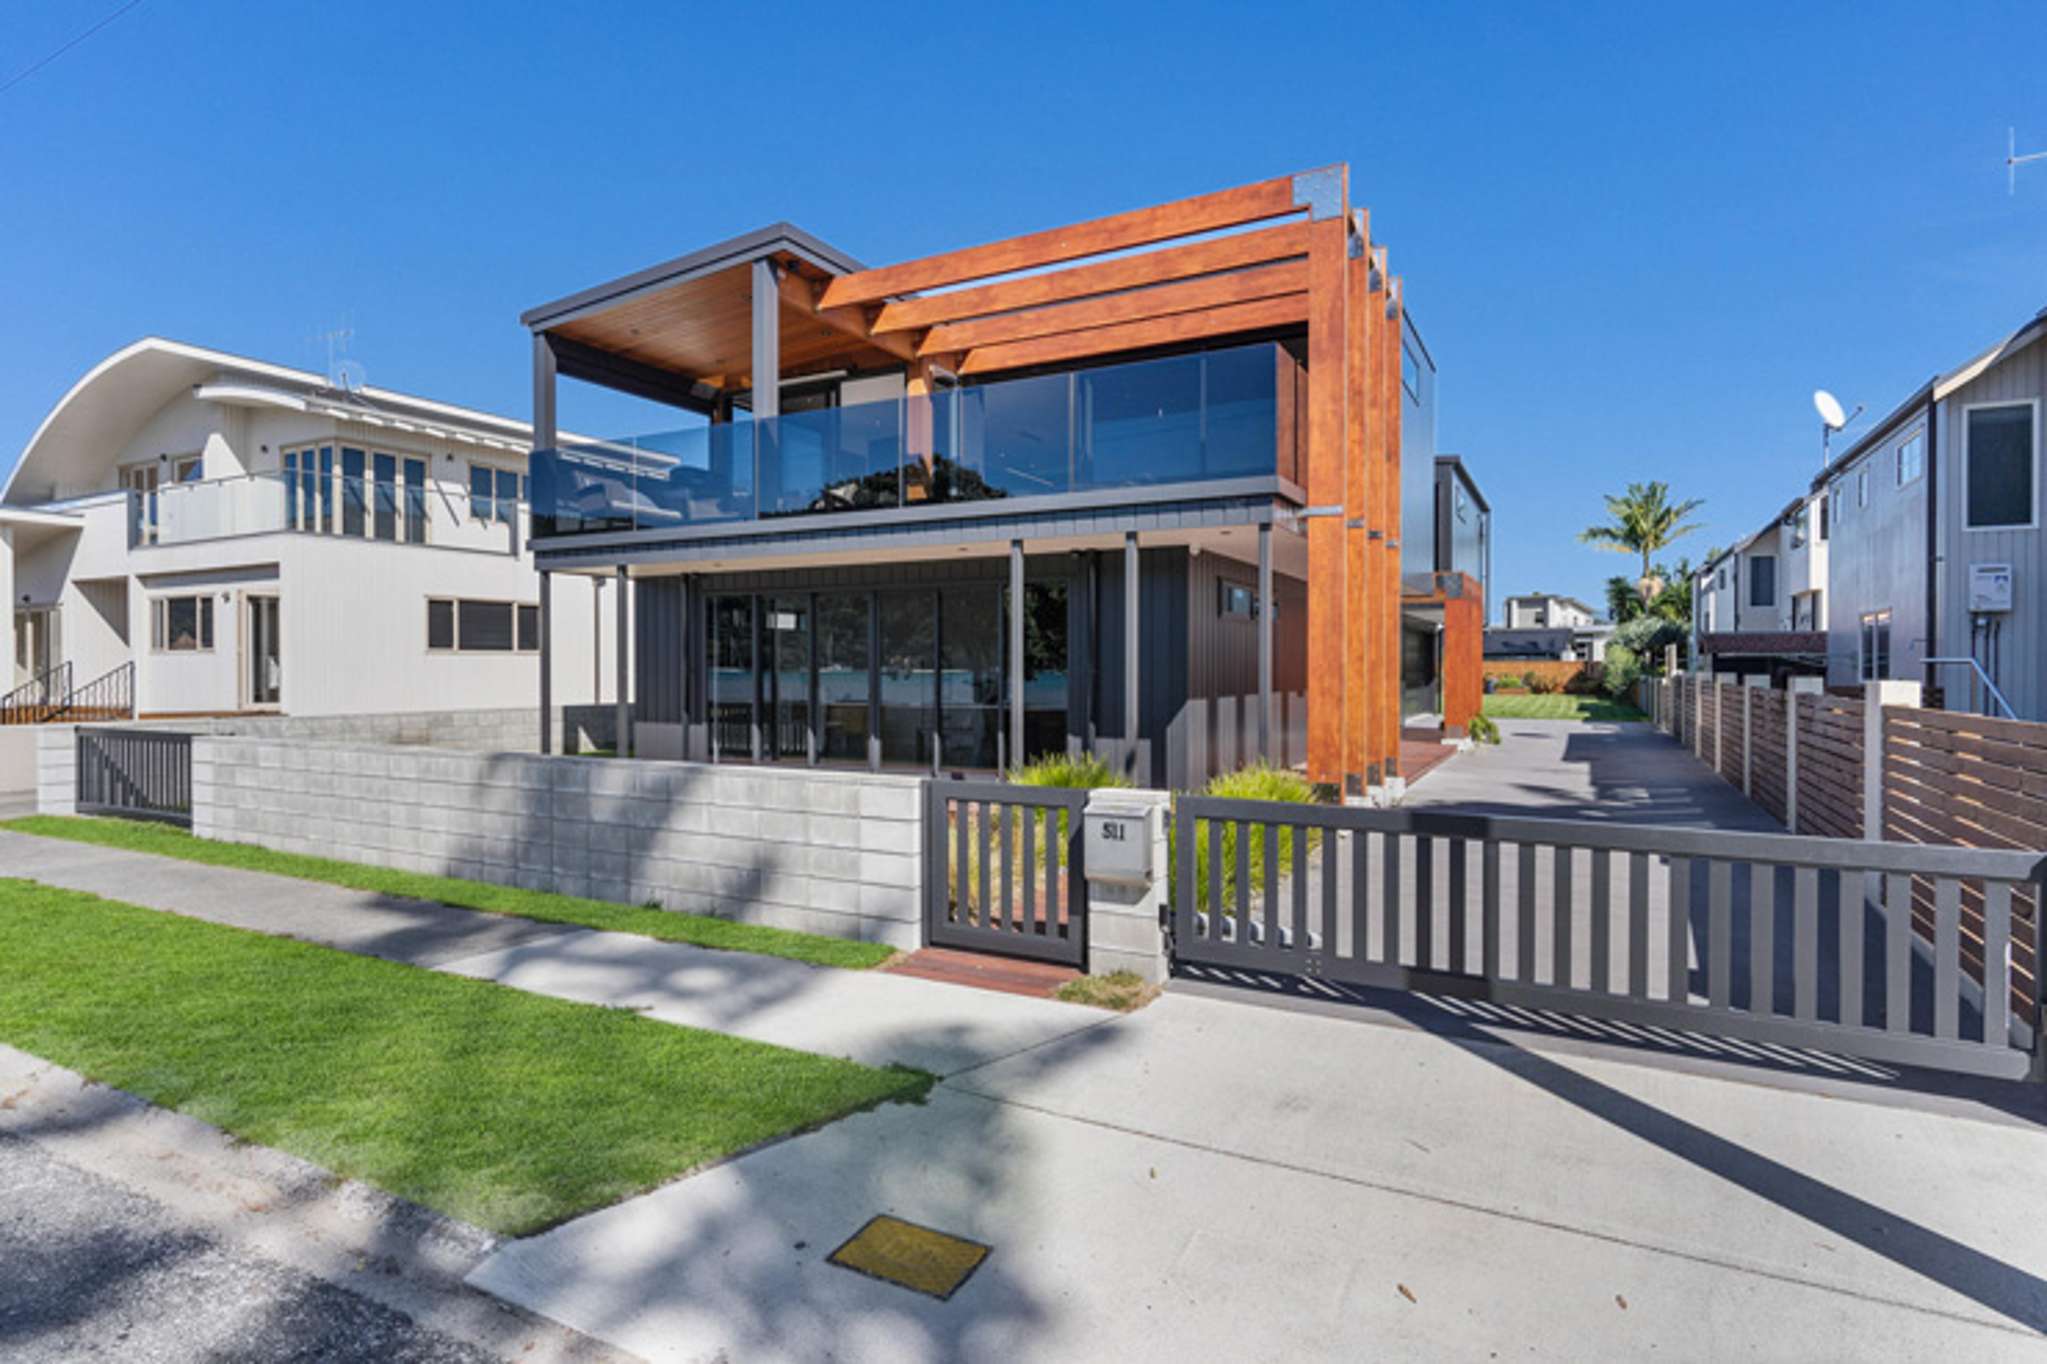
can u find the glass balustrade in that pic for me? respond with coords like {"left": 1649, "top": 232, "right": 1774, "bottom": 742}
{"left": 532, "top": 339, "right": 1290, "bottom": 538}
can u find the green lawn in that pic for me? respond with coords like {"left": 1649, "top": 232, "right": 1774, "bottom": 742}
{"left": 1483, "top": 693, "right": 1647, "bottom": 723}
{"left": 0, "top": 816, "right": 893, "bottom": 970}
{"left": 0, "top": 878, "right": 929, "bottom": 1235}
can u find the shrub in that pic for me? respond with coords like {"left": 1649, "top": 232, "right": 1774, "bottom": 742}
{"left": 1526, "top": 672, "right": 1560, "bottom": 695}
{"left": 1602, "top": 643, "right": 1644, "bottom": 700}
{"left": 1466, "top": 713, "right": 1501, "bottom": 745}
{"left": 1612, "top": 616, "right": 1686, "bottom": 669}
{"left": 1009, "top": 751, "right": 1129, "bottom": 790}
{"left": 1563, "top": 665, "right": 1606, "bottom": 695}
{"left": 1185, "top": 763, "right": 1323, "bottom": 918}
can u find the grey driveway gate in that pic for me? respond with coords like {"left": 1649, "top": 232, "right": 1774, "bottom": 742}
{"left": 1172, "top": 797, "right": 2046, "bottom": 1082}
{"left": 925, "top": 780, "right": 1087, "bottom": 967}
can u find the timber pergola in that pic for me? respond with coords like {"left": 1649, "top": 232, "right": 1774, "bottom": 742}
{"left": 524, "top": 165, "right": 1411, "bottom": 793}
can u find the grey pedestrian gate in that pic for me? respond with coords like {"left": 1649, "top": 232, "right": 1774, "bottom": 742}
{"left": 925, "top": 780, "right": 1087, "bottom": 967}
{"left": 76, "top": 727, "right": 194, "bottom": 827}
{"left": 1172, "top": 797, "right": 2047, "bottom": 1082}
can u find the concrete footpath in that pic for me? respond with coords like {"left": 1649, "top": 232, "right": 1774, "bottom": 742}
{"left": 6, "top": 828, "right": 2047, "bottom": 1359}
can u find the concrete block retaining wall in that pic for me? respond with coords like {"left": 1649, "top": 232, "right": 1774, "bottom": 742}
{"left": 193, "top": 739, "right": 925, "bottom": 948}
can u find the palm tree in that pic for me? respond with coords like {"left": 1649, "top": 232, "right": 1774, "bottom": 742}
{"left": 1579, "top": 481, "right": 1706, "bottom": 600}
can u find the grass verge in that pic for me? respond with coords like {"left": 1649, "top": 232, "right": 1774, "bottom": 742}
{"left": 0, "top": 815, "right": 893, "bottom": 970}
{"left": 1055, "top": 970, "right": 1158, "bottom": 1012}
{"left": 1482, "top": 694, "right": 1647, "bottom": 723}
{"left": 0, "top": 877, "right": 930, "bottom": 1235}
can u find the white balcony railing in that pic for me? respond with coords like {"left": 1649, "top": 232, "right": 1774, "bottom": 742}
{"left": 134, "top": 472, "right": 522, "bottom": 555}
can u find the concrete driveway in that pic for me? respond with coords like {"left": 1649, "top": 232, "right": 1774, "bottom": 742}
{"left": 471, "top": 985, "right": 2047, "bottom": 1361}
{"left": 1409, "top": 716, "right": 1781, "bottom": 830}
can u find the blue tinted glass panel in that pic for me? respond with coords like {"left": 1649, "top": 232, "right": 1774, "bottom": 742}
{"left": 1078, "top": 353, "right": 1201, "bottom": 487}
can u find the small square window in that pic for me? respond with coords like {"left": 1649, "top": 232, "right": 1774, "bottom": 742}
{"left": 1219, "top": 582, "right": 1255, "bottom": 619}
{"left": 516, "top": 603, "right": 540, "bottom": 651}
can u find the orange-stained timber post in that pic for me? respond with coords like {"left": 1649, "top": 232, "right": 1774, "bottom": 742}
{"left": 1303, "top": 192, "right": 1352, "bottom": 788}
{"left": 1377, "top": 271, "right": 1406, "bottom": 785}
{"left": 1439, "top": 575, "right": 1486, "bottom": 734}
{"left": 1340, "top": 210, "right": 1371, "bottom": 795}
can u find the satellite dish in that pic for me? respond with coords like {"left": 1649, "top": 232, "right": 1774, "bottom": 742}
{"left": 1813, "top": 389, "right": 1847, "bottom": 430}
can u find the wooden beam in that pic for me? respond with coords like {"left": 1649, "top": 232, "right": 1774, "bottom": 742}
{"left": 957, "top": 293, "right": 1309, "bottom": 376}
{"left": 921, "top": 259, "right": 1307, "bottom": 356}
{"left": 868, "top": 221, "right": 1312, "bottom": 334}
{"left": 777, "top": 269, "right": 920, "bottom": 363}
{"left": 1303, "top": 213, "right": 1349, "bottom": 787}
{"left": 819, "top": 172, "right": 1310, "bottom": 311}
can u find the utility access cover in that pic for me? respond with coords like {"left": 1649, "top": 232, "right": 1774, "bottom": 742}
{"left": 827, "top": 1214, "right": 990, "bottom": 1300}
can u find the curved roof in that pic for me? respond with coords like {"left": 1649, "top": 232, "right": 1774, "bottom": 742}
{"left": 3, "top": 337, "right": 532, "bottom": 508}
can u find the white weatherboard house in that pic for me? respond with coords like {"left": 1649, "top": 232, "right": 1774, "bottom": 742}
{"left": 1, "top": 338, "right": 624, "bottom": 720}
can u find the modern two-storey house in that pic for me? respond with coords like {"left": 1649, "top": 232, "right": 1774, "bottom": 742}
{"left": 1811, "top": 306, "right": 2047, "bottom": 716}
{"left": 522, "top": 166, "right": 1459, "bottom": 795}
{"left": 2, "top": 338, "right": 620, "bottom": 722}
{"left": 1691, "top": 487, "right": 1829, "bottom": 681}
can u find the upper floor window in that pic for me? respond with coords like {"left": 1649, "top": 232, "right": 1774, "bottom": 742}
{"left": 1218, "top": 582, "right": 1256, "bottom": 619}
{"left": 1818, "top": 491, "right": 1829, "bottom": 541}
{"left": 1747, "top": 554, "right": 1776, "bottom": 607}
{"left": 1965, "top": 402, "right": 2036, "bottom": 530}
{"left": 1896, "top": 428, "right": 1925, "bottom": 486}
{"left": 1829, "top": 481, "right": 1842, "bottom": 529}
{"left": 1715, "top": 568, "right": 1726, "bottom": 591}
{"left": 1857, "top": 466, "right": 1870, "bottom": 508}
{"left": 470, "top": 462, "right": 524, "bottom": 525}
{"left": 1401, "top": 344, "right": 1421, "bottom": 403}
{"left": 150, "top": 594, "right": 214, "bottom": 652}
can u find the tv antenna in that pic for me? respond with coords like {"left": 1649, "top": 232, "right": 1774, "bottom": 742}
{"left": 2009, "top": 127, "right": 2047, "bottom": 195}
{"left": 310, "top": 321, "right": 364, "bottom": 391}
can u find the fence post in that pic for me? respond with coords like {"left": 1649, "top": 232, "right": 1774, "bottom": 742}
{"left": 1785, "top": 676, "right": 1821, "bottom": 832}
{"left": 1741, "top": 680, "right": 1755, "bottom": 796}
{"left": 1863, "top": 680, "right": 1922, "bottom": 843}
{"left": 1081, "top": 787, "right": 1171, "bottom": 983}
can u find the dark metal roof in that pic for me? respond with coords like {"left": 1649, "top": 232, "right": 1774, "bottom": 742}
{"left": 520, "top": 223, "right": 866, "bottom": 332}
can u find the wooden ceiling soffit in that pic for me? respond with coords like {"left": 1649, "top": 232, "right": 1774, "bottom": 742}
{"left": 868, "top": 221, "right": 1311, "bottom": 335}
{"left": 958, "top": 293, "right": 1311, "bottom": 376}
{"left": 920, "top": 258, "right": 1308, "bottom": 357}
{"left": 818, "top": 168, "right": 1337, "bottom": 311}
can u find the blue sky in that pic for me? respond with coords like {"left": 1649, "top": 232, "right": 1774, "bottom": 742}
{"left": 4, "top": 1, "right": 2045, "bottom": 619}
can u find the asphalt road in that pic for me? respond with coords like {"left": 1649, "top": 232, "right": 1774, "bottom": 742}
{"left": 0, "top": 1132, "right": 501, "bottom": 1363}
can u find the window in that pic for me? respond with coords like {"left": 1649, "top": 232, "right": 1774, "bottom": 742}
{"left": 1715, "top": 568, "right": 1726, "bottom": 591}
{"left": 373, "top": 452, "right": 398, "bottom": 541}
{"left": 341, "top": 447, "right": 367, "bottom": 536}
{"left": 151, "top": 595, "right": 214, "bottom": 652}
{"left": 427, "top": 597, "right": 539, "bottom": 653}
{"left": 1829, "top": 481, "right": 1842, "bottom": 530}
{"left": 470, "top": 464, "right": 494, "bottom": 523}
{"left": 1857, "top": 466, "right": 1869, "bottom": 508}
{"left": 1896, "top": 428, "right": 1925, "bottom": 486}
{"left": 471, "top": 463, "right": 523, "bottom": 525}
{"left": 1747, "top": 554, "right": 1776, "bottom": 607}
{"left": 1220, "top": 582, "right": 1254, "bottom": 618}
{"left": 1819, "top": 491, "right": 1829, "bottom": 541}
{"left": 403, "top": 457, "right": 427, "bottom": 544}
{"left": 1401, "top": 344, "right": 1421, "bottom": 403}
{"left": 1859, "top": 609, "right": 1892, "bottom": 681}
{"left": 1966, "top": 402, "right": 2036, "bottom": 529}
{"left": 172, "top": 454, "right": 202, "bottom": 483}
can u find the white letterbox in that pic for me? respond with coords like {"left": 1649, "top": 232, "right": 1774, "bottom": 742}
{"left": 1084, "top": 803, "right": 1157, "bottom": 886}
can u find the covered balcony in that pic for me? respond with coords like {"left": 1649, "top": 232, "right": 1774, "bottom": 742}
{"left": 532, "top": 339, "right": 1302, "bottom": 538}
{"left": 133, "top": 470, "right": 521, "bottom": 554}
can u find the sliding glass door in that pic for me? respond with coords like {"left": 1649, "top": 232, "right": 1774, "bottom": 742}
{"left": 704, "top": 575, "right": 1069, "bottom": 771}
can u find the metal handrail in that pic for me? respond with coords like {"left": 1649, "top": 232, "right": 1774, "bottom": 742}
{"left": 0, "top": 661, "right": 73, "bottom": 724}
{"left": 1923, "top": 656, "right": 2018, "bottom": 720}
{"left": 50, "top": 661, "right": 135, "bottom": 722}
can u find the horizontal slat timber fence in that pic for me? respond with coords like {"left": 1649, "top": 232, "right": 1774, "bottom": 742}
{"left": 1885, "top": 707, "right": 2047, "bottom": 1025}
{"left": 1795, "top": 692, "right": 1865, "bottom": 840}
{"left": 1717, "top": 686, "right": 1747, "bottom": 787}
{"left": 1171, "top": 797, "right": 2044, "bottom": 1079}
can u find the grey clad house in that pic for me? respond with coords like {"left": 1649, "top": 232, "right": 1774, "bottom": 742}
{"left": 1813, "top": 306, "right": 2047, "bottom": 717}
